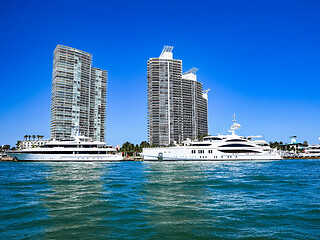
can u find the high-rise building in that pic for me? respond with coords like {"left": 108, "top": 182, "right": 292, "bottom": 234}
{"left": 147, "top": 46, "right": 208, "bottom": 146}
{"left": 147, "top": 46, "right": 183, "bottom": 146}
{"left": 182, "top": 68, "right": 209, "bottom": 141}
{"left": 51, "top": 45, "right": 107, "bottom": 141}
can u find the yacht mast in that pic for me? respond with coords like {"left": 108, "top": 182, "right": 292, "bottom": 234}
{"left": 229, "top": 114, "right": 241, "bottom": 135}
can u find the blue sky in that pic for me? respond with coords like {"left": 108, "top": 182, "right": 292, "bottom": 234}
{"left": 0, "top": 0, "right": 319, "bottom": 147}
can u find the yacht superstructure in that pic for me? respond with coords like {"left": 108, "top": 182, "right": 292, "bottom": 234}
{"left": 143, "top": 116, "right": 281, "bottom": 161}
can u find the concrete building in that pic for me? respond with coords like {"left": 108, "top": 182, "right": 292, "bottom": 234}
{"left": 51, "top": 45, "right": 107, "bottom": 141}
{"left": 147, "top": 46, "right": 208, "bottom": 146}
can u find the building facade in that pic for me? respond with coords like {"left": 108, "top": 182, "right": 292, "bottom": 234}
{"left": 51, "top": 45, "right": 107, "bottom": 141}
{"left": 147, "top": 46, "right": 208, "bottom": 146}
{"left": 182, "top": 68, "right": 209, "bottom": 141}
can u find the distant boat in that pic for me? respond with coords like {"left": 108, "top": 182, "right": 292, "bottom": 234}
{"left": 8, "top": 135, "right": 122, "bottom": 162}
{"left": 302, "top": 145, "right": 320, "bottom": 158}
{"left": 143, "top": 116, "right": 282, "bottom": 161}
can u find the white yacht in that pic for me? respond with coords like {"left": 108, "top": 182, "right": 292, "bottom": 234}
{"left": 8, "top": 132, "right": 123, "bottom": 162}
{"left": 143, "top": 116, "right": 281, "bottom": 161}
{"left": 302, "top": 145, "right": 320, "bottom": 158}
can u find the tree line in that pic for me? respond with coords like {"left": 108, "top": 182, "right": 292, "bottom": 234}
{"left": 119, "top": 141, "right": 152, "bottom": 156}
{"left": 23, "top": 135, "right": 44, "bottom": 141}
{"left": 1, "top": 134, "right": 45, "bottom": 151}
{"left": 0, "top": 142, "right": 19, "bottom": 151}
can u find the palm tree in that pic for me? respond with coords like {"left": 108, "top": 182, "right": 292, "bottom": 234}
{"left": 24, "top": 135, "right": 28, "bottom": 141}
{"left": 32, "top": 135, "right": 36, "bottom": 141}
{"left": 2, "top": 145, "right": 11, "bottom": 150}
{"left": 140, "top": 141, "right": 150, "bottom": 149}
{"left": 121, "top": 141, "right": 136, "bottom": 156}
{"left": 134, "top": 144, "right": 140, "bottom": 153}
{"left": 37, "top": 135, "right": 40, "bottom": 141}
{"left": 39, "top": 135, "right": 44, "bottom": 141}
{"left": 28, "top": 135, "right": 31, "bottom": 141}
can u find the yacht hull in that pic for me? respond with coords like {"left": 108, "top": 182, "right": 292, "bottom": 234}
{"left": 8, "top": 153, "right": 123, "bottom": 162}
{"left": 143, "top": 148, "right": 282, "bottom": 161}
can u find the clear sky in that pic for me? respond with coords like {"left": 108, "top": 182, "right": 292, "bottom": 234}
{"left": 0, "top": 0, "right": 319, "bottom": 147}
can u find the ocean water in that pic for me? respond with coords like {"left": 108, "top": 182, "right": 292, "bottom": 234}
{"left": 0, "top": 160, "right": 319, "bottom": 240}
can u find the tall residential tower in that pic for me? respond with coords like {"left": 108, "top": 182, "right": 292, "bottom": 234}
{"left": 182, "top": 68, "right": 209, "bottom": 141}
{"left": 147, "top": 46, "right": 209, "bottom": 146}
{"left": 51, "top": 45, "right": 107, "bottom": 141}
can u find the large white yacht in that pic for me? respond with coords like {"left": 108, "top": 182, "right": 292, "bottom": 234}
{"left": 143, "top": 116, "right": 281, "bottom": 161}
{"left": 302, "top": 145, "right": 320, "bottom": 158}
{"left": 8, "top": 128, "right": 122, "bottom": 162}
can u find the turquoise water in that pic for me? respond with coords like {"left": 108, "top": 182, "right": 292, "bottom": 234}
{"left": 0, "top": 160, "right": 319, "bottom": 239}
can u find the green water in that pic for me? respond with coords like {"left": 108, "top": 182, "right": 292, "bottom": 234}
{"left": 0, "top": 160, "right": 319, "bottom": 239}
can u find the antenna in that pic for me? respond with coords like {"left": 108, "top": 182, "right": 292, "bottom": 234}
{"left": 229, "top": 114, "right": 241, "bottom": 135}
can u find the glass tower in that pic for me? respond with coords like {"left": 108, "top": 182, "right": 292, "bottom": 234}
{"left": 147, "top": 46, "right": 208, "bottom": 146}
{"left": 51, "top": 45, "right": 107, "bottom": 141}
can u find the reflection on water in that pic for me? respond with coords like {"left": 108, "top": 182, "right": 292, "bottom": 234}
{"left": 142, "top": 162, "right": 214, "bottom": 239}
{"left": 100, "top": 162, "right": 151, "bottom": 239}
{"left": 43, "top": 162, "right": 151, "bottom": 239}
{"left": 43, "top": 162, "right": 215, "bottom": 239}
{"left": 43, "top": 163, "right": 108, "bottom": 239}
{"left": 0, "top": 160, "right": 319, "bottom": 240}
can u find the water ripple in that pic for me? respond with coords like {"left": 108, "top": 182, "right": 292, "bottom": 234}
{"left": 0, "top": 160, "right": 319, "bottom": 239}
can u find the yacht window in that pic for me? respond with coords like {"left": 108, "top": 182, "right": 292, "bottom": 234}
{"left": 20, "top": 151, "right": 107, "bottom": 154}
{"left": 82, "top": 145, "right": 98, "bottom": 148}
{"left": 204, "top": 137, "right": 222, "bottom": 141}
{"left": 192, "top": 143, "right": 211, "bottom": 146}
{"left": 220, "top": 144, "right": 254, "bottom": 148}
{"left": 45, "top": 144, "right": 77, "bottom": 148}
{"left": 219, "top": 149, "right": 260, "bottom": 153}
{"left": 226, "top": 139, "right": 248, "bottom": 142}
